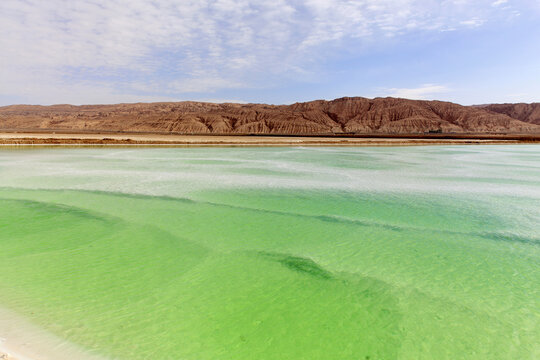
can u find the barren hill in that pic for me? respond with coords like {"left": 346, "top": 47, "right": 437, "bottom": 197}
{"left": 482, "top": 103, "right": 540, "bottom": 126}
{"left": 1, "top": 97, "right": 539, "bottom": 135}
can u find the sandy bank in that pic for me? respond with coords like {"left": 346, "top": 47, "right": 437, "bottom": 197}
{"left": 0, "top": 307, "right": 105, "bottom": 360}
{"left": 1, "top": 132, "right": 539, "bottom": 146}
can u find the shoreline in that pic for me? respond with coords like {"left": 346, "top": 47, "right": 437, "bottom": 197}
{"left": 0, "top": 307, "right": 105, "bottom": 360}
{"left": 1, "top": 132, "right": 539, "bottom": 146}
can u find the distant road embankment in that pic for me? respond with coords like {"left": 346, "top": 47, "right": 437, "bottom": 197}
{"left": 1, "top": 132, "right": 539, "bottom": 146}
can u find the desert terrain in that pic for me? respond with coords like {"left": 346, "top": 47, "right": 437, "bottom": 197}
{"left": 1, "top": 97, "right": 539, "bottom": 145}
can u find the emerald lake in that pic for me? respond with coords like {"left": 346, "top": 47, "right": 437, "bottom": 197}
{"left": 0, "top": 146, "right": 539, "bottom": 359}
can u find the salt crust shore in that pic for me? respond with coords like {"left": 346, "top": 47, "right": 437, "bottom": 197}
{"left": 0, "top": 307, "right": 105, "bottom": 360}
{"left": 1, "top": 132, "right": 538, "bottom": 146}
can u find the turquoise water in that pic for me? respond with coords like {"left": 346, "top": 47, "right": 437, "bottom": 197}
{"left": 0, "top": 146, "right": 539, "bottom": 359}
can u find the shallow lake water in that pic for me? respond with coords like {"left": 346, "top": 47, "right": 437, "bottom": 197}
{"left": 0, "top": 146, "right": 539, "bottom": 359}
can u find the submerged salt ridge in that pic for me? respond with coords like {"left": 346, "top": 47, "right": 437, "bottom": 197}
{"left": 0, "top": 146, "right": 539, "bottom": 360}
{"left": 1, "top": 146, "right": 540, "bottom": 196}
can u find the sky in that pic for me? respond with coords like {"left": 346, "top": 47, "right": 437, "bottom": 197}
{"left": 1, "top": 0, "right": 539, "bottom": 106}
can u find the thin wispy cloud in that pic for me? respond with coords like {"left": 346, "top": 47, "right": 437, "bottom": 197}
{"left": 0, "top": 0, "right": 536, "bottom": 104}
{"left": 384, "top": 84, "right": 450, "bottom": 100}
{"left": 492, "top": 0, "right": 509, "bottom": 6}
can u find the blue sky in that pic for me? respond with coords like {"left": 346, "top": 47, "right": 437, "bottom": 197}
{"left": 1, "top": 0, "right": 539, "bottom": 105}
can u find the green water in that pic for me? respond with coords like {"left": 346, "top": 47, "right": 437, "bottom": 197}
{"left": 0, "top": 146, "right": 538, "bottom": 359}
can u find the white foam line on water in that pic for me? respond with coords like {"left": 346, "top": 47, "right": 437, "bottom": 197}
{"left": 0, "top": 307, "right": 107, "bottom": 360}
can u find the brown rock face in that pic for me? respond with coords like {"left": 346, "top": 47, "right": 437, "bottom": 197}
{"left": 482, "top": 103, "right": 540, "bottom": 125}
{"left": 1, "top": 97, "right": 539, "bottom": 135}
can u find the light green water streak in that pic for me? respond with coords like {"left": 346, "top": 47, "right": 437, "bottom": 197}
{"left": 0, "top": 146, "right": 539, "bottom": 359}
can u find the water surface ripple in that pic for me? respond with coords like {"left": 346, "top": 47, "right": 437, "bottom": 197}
{"left": 0, "top": 146, "right": 539, "bottom": 359}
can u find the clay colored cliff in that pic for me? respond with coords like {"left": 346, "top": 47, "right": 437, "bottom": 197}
{"left": 1, "top": 97, "right": 539, "bottom": 135}
{"left": 483, "top": 103, "right": 540, "bottom": 126}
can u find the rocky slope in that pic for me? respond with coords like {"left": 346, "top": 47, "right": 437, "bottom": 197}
{"left": 1, "top": 97, "right": 539, "bottom": 135}
{"left": 482, "top": 103, "right": 540, "bottom": 126}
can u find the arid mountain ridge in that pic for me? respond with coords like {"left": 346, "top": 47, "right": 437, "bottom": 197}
{"left": 483, "top": 103, "right": 540, "bottom": 126}
{"left": 1, "top": 97, "right": 539, "bottom": 135}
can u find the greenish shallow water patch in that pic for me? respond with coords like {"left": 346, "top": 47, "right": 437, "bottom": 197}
{"left": 0, "top": 146, "right": 539, "bottom": 359}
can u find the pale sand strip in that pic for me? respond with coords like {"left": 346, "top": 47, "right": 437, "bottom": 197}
{"left": 0, "top": 307, "right": 106, "bottom": 360}
{"left": 0, "top": 132, "right": 534, "bottom": 146}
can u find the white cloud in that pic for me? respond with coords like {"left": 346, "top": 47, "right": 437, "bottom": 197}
{"left": 460, "top": 18, "right": 486, "bottom": 27}
{"left": 0, "top": 0, "right": 527, "bottom": 104}
{"left": 169, "top": 78, "right": 244, "bottom": 94}
{"left": 384, "top": 84, "right": 450, "bottom": 100}
{"left": 492, "top": 0, "right": 508, "bottom": 6}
